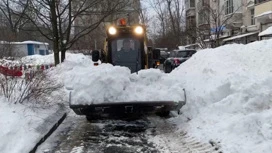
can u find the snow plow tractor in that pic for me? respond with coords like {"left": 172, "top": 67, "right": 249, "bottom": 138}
{"left": 69, "top": 19, "right": 186, "bottom": 120}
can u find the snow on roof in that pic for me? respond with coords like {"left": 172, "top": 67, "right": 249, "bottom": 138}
{"left": 255, "top": 11, "right": 272, "bottom": 18}
{"left": 19, "top": 41, "right": 49, "bottom": 45}
{"left": 259, "top": 26, "right": 272, "bottom": 37}
{"left": 178, "top": 46, "right": 185, "bottom": 50}
{"left": 223, "top": 31, "right": 259, "bottom": 42}
{"left": 0, "top": 40, "right": 49, "bottom": 45}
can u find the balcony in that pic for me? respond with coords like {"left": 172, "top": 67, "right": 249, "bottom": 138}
{"left": 255, "top": 0, "right": 272, "bottom": 23}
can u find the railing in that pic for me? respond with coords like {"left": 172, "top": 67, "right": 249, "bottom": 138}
{"left": 0, "top": 64, "right": 54, "bottom": 78}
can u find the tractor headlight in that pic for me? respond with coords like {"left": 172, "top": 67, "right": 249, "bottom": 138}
{"left": 108, "top": 27, "right": 117, "bottom": 35}
{"left": 134, "top": 26, "right": 143, "bottom": 35}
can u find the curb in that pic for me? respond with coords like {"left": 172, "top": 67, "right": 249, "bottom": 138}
{"left": 29, "top": 112, "right": 67, "bottom": 153}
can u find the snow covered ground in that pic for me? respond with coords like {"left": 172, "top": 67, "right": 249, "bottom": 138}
{"left": 0, "top": 97, "right": 65, "bottom": 153}
{"left": 0, "top": 54, "right": 67, "bottom": 153}
{"left": 1, "top": 38, "right": 272, "bottom": 153}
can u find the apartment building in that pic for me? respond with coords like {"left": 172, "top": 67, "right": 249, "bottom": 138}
{"left": 186, "top": 0, "right": 271, "bottom": 47}
{"left": 223, "top": 0, "right": 272, "bottom": 43}
{"left": 185, "top": 0, "right": 244, "bottom": 47}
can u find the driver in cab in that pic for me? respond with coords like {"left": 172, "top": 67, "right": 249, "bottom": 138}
{"left": 119, "top": 39, "right": 134, "bottom": 52}
{"left": 116, "top": 39, "right": 137, "bottom": 61}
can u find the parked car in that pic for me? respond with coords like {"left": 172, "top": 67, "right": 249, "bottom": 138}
{"left": 160, "top": 50, "right": 169, "bottom": 63}
{"left": 163, "top": 49, "right": 196, "bottom": 73}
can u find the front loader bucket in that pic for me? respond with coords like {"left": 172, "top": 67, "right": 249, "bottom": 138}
{"left": 69, "top": 89, "right": 186, "bottom": 120}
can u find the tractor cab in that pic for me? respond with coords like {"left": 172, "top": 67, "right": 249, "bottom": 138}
{"left": 92, "top": 19, "right": 148, "bottom": 73}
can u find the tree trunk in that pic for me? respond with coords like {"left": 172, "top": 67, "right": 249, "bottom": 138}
{"left": 54, "top": 44, "right": 60, "bottom": 65}
{"left": 61, "top": 50, "right": 65, "bottom": 63}
{"left": 54, "top": 52, "right": 60, "bottom": 65}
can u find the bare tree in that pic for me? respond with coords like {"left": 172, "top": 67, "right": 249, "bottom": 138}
{"left": 166, "top": 0, "right": 186, "bottom": 46}
{"left": 148, "top": 0, "right": 167, "bottom": 38}
{"left": 0, "top": 0, "right": 31, "bottom": 40}
{"left": 148, "top": 0, "right": 186, "bottom": 49}
{"left": 11, "top": 0, "right": 131, "bottom": 65}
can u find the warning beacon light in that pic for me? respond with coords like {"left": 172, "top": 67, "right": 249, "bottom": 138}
{"left": 119, "top": 18, "right": 126, "bottom": 26}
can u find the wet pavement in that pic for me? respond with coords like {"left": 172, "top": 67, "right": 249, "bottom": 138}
{"left": 37, "top": 113, "right": 221, "bottom": 153}
{"left": 38, "top": 115, "right": 160, "bottom": 153}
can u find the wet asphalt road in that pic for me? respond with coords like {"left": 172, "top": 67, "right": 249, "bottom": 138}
{"left": 38, "top": 115, "right": 161, "bottom": 153}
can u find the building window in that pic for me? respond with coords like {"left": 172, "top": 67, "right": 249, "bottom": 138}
{"left": 190, "top": 0, "right": 195, "bottom": 7}
{"left": 198, "top": 11, "right": 209, "bottom": 25}
{"left": 251, "top": 9, "right": 255, "bottom": 25}
{"left": 186, "top": 0, "right": 195, "bottom": 8}
{"left": 225, "top": 0, "right": 233, "bottom": 15}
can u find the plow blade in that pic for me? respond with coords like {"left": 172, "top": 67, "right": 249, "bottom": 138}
{"left": 70, "top": 100, "right": 185, "bottom": 120}
{"left": 69, "top": 89, "right": 186, "bottom": 120}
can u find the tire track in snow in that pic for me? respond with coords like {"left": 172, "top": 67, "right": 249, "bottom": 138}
{"left": 148, "top": 117, "right": 222, "bottom": 153}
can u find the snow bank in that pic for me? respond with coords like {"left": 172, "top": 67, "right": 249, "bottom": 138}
{"left": 0, "top": 98, "right": 63, "bottom": 153}
{"left": 21, "top": 53, "right": 79, "bottom": 65}
{"left": 49, "top": 53, "right": 184, "bottom": 104}
{"left": 170, "top": 39, "right": 272, "bottom": 153}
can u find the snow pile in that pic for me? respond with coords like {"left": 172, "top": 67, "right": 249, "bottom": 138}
{"left": 0, "top": 98, "right": 63, "bottom": 153}
{"left": 21, "top": 54, "right": 54, "bottom": 65}
{"left": 170, "top": 39, "right": 272, "bottom": 153}
{"left": 49, "top": 54, "right": 184, "bottom": 104}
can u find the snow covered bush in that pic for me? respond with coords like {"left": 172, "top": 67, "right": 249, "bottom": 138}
{"left": 0, "top": 71, "right": 62, "bottom": 105}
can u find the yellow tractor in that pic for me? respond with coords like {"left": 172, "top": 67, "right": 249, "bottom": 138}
{"left": 92, "top": 18, "right": 160, "bottom": 71}
{"left": 70, "top": 19, "right": 186, "bottom": 120}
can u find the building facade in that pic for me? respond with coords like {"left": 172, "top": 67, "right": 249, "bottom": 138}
{"left": 185, "top": 0, "right": 197, "bottom": 45}
{"left": 185, "top": 0, "right": 272, "bottom": 47}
